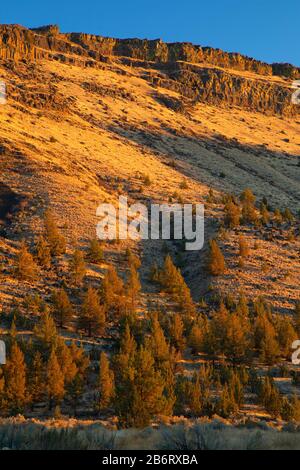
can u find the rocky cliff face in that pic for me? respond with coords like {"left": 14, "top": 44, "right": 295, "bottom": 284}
{"left": 0, "top": 25, "right": 38, "bottom": 60}
{"left": 0, "top": 24, "right": 299, "bottom": 117}
{"left": 67, "top": 33, "right": 273, "bottom": 75}
{"left": 147, "top": 62, "right": 298, "bottom": 117}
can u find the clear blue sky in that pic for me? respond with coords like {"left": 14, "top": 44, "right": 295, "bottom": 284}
{"left": 2, "top": 0, "right": 299, "bottom": 66}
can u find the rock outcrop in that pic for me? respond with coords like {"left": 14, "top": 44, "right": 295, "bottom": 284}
{"left": 0, "top": 24, "right": 299, "bottom": 117}
{"left": 146, "top": 61, "right": 298, "bottom": 116}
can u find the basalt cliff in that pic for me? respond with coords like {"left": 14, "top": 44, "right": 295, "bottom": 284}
{"left": 0, "top": 23, "right": 299, "bottom": 117}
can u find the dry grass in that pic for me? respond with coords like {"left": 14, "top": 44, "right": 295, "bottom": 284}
{"left": 1, "top": 417, "right": 300, "bottom": 450}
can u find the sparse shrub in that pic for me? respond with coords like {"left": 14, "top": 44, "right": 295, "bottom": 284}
{"left": 260, "top": 203, "right": 270, "bottom": 225}
{"left": 149, "top": 262, "right": 160, "bottom": 283}
{"left": 273, "top": 208, "right": 283, "bottom": 225}
{"left": 207, "top": 188, "right": 216, "bottom": 204}
{"left": 179, "top": 180, "right": 188, "bottom": 190}
{"left": 141, "top": 174, "right": 151, "bottom": 186}
{"left": 239, "top": 235, "right": 250, "bottom": 258}
{"left": 282, "top": 208, "right": 294, "bottom": 223}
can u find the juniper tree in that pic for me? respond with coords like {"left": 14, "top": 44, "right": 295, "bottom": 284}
{"left": 161, "top": 255, "right": 195, "bottom": 316}
{"left": 235, "top": 294, "right": 249, "bottom": 317}
{"left": 28, "top": 351, "right": 45, "bottom": 407}
{"left": 4, "top": 343, "right": 27, "bottom": 414}
{"left": 44, "top": 210, "right": 66, "bottom": 256}
{"left": 240, "top": 189, "right": 258, "bottom": 225}
{"left": 116, "top": 347, "right": 165, "bottom": 428}
{"left": 207, "top": 188, "right": 215, "bottom": 203}
{"left": 97, "top": 352, "right": 115, "bottom": 411}
{"left": 168, "top": 313, "right": 186, "bottom": 353}
{"left": 177, "top": 280, "right": 196, "bottom": 318}
{"left": 260, "top": 203, "right": 270, "bottom": 225}
{"left": 56, "top": 338, "right": 78, "bottom": 385}
{"left": 274, "top": 315, "right": 296, "bottom": 359}
{"left": 226, "top": 312, "right": 250, "bottom": 362}
{"left": 15, "top": 241, "right": 38, "bottom": 280}
{"left": 281, "top": 395, "right": 300, "bottom": 421}
{"left": 217, "top": 383, "right": 238, "bottom": 418}
{"left": 160, "top": 255, "right": 179, "bottom": 293}
{"left": 51, "top": 288, "right": 73, "bottom": 328}
{"left": 281, "top": 397, "right": 295, "bottom": 422}
{"left": 228, "top": 371, "right": 244, "bottom": 407}
{"left": 35, "top": 235, "right": 51, "bottom": 268}
{"left": 174, "top": 374, "right": 189, "bottom": 415}
{"left": 240, "top": 188, "right": 256, "bottom": 205}
{"left": 79, "top": 287, "right": 105, "bottom": 337}
{"left": 198, "top": 364, "right": 214, "bottom": 413}
{"left": 125, "top": 248, "right": 141, "bottom": 270}
{"left": 33, "top": 309, "right": 58, "bottom": 354}
{"left": 69, "top": 249, "right": 86, "bottom": 286}
{"left": 241, "top": 203, "right": 258, "bottom": 225}
{"left": 146, "top": 314, "right": 170, "bottom": 367}
{"left": 188, "top": 324, "right": 204, "bottom": 355}
{"left": 87, "top": 238, "right": 103, "bottom": 264}
{"left": 259, "top": 376, "right": 282, "bottom": 418}
{"left": 114, "top": 323, "right": 137, "bottom": 380}
{"left": 46, "top": 348, "right": 65, "bottom": 409}
{"left": 187, "top": 372, "right": 202, "bottom": 417}
{"left": 67, "top": 374, "right": 84, "bottom": 416}
{"left": 101, "top": 266, "right": 125, "bottom": 316}
{"left": 254, "top": 313, "right": 280, "bottom": 365}
{"left": 294, "top": 302, "right": 300, "bottom": 335}
{"left": 205, "top": 302, "right": 229, "bottom": 358}
{"left": 126, "top": 265, "right": 141, "bottom": 311}
{"left": 69, "top": 341, "right": 90, "bottom": 378}
{"left": 224, "top": 201, "right": 240, "bottom": 228}
{"left": 207, "top": 239, "right": 226, "bottom": 275}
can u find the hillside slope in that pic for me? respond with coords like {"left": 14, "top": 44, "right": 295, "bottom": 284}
{"left": 0, "top": 25, "right": 299, "bottom": 311}
{"left": 0, "top": 24, "right": 300, "bottom": 432}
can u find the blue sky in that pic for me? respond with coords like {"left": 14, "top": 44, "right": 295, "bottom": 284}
{"left": 2, "top": 0, "right": 299, "bottom": 66}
